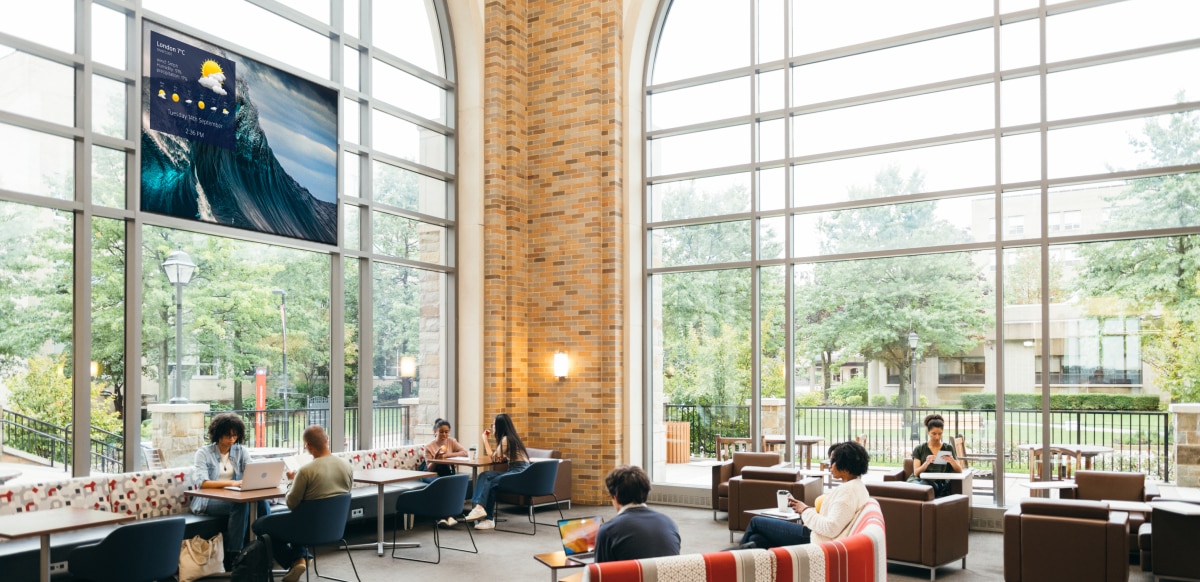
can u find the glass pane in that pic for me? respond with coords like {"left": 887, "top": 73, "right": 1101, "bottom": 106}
{"left": 793, "top": 29, "right": 992, "bottom": 107}
{"left": 92, "top": 4, "right": 126, "bottom": 69}
{"left": 759, "top": 216, "right": 785, "bottom": 260}
{"left": 650, "top": 77, "right": 749, "bottom": 131}
{"left": 1047, "top": 111, "right": 1200, "bottom": 180}
{"left": 650, "top": 125, "right": 750, "bottom": 176}
{"left": 1050, "top": 173, "right": 1200, "bottom": 237}
{"left": 372, "top": 109, "right": 447, "bottom": 172}
{"left": 343, "top": 204, "right": 360, "bottom": 250}
{"left": 757, "top": 70, "right": 784, "bottom": 113}
{"left": 373, "top": 0, "right": 445, "bottom": 75}
{"left": 0, "top": 123, "right": 74, "bottom": 200}
{"left": 649, "top": 173, "right": 750, "bottom": 222}
{"left": 92, "top": 145, "right": 126, "bottom": 208}
{"left": 92, "top": 75, "right": 127, "bottom": 139}
{"left": 651, "top": 0, "right": 749, "bottom": 84}
{"left": 757, "top": 0, "right": 784, "bottom": 63}
{"left": 343, "top": 150, "right": 360, "bottom": 198}
{"left": 373, "top": 161, "right": 447, "bottom": 218}
{"left": 1047, "top": 0, "right": 1200, "bottom": 63}
{"left": 1001, "top": 132, "right": 1040, "bottom": 184}
{"left": 280, "top": 0, "right": 329, "bottom": 23}
{"left": 343, "top": 45, "right": 360, "bottom": 91}
{"left": 91, "top": 217, "right": 125, "bottom": 474}
{"left": 344, "top": 0, "right": 360, "bottom": 37}
{"left": 0, "top": 46, "right": 74, "bottom": 127}
{"left": 1001, "top": 76, "right": 1040, "bottom": 127}
{"left": 792, "top": 1, "right": 990, "bottom": 56}
{"left": 0, "top": 0, "right": 72, "bottom": 52}
{"left": 0, "top": 201, "right": 73, "bottom": 477}
{"left": 794, "top": 195, "right": 993, "bottom": 257}
{"left": 793, "top": 139, "right": 995, "bottom": 207}
{"left": 344, "top": 98, "right": 360, "bottom": 144}
{"left": 758, "top": 118, "right": 784, "bottom": 162}
{"left": 650, "top": 220, "right": 751, "bottom": 268}
{"left": 1001, "top": 0, "right": 1038, "bottom": 12}
{"left": 1047, "top": 49, "right": 1200, "bottom": 121}
{"left": 758, "top": 167, "right": 785, "bottom": 211}
{"left": 759, "top": 264, "right": 785, "bottom": 456}
{"left": 1000, "top": 19, "right": 1039, "bottom": 71}
{"left": 372, "top": 58, "right": 447, "bottom": 123}
{"left": 793, "top": 84, "right": 993, "bottom": 156}
{"left": 372, "top": 211, "right": 445, "bottom": 264}
{"left": 343, "top": 257, "right": 360, "bottom": 447}
{"left": 1002, "top": 189, "right": 1040, "bottom": 241}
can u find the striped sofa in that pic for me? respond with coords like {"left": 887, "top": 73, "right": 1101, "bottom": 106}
{"left": 584, "top": 498, "right": 886, "bottom": 582}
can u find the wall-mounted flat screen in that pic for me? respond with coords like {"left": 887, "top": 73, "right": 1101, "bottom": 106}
{"left": 140, "top": 22, "right": 338, "bottom": 245}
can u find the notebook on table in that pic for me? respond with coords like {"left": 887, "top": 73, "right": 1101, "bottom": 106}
{"left": 224, "top": 459, "right": 286, "bottom": 491}
{"left": 558, "top": 516, "right": 604, "bottom": 564}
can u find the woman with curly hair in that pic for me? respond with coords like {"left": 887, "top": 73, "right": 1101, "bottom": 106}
{"left": 908, "top": 413, "right": 962, "bottom": 497}
{"left": 736, "top": 440, "right": 872, "bottom": 549}
{"left": 190, "top": 412, "right": 271, "bottom": 566}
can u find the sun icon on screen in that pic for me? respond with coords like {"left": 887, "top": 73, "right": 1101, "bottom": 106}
{"left": 201, "top": 60, "right": 223, "bottom": 78}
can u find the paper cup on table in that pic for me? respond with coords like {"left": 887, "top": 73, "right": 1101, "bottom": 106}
{"left": 469, "top": 447, "right": 477, "bottom": 460}
{"left": 777, "top": 489, "right": 790, "bottom": 511}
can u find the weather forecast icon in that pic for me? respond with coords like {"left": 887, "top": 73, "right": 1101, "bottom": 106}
{"left": 198, "top": 60, "right": 227, "bottom": 96}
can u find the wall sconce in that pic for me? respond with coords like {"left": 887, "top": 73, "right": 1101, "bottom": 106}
{"left": 553, "top": 351, "right": 569, "bottom": 380}
{"left": 90, "top": 361, "right": 100, "bottom": 377}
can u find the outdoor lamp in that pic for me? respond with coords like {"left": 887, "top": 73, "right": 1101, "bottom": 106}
{"left": 161, "top": 249, "right": 196, "bottom": 404}
{"left": 399, "top": 356, "right": 416, "bottom": 398}
{"left": 908, "top": 331, "right": 919, "bottom": 439}
{"left": 554, "top": 351, "right": 569, "bottom": 380}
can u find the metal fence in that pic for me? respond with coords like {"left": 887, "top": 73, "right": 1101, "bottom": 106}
{"left": 664, "top": 404, "right": 1173, "bottom": 481}
{"left": 205, "top": 404, "right": 412, "bottom": 450}
{"left": 0, "top": 409, "right": 122, "bottom": 473}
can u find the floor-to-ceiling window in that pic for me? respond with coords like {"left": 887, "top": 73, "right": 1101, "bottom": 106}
{"left": 0, "top": 0, "right": 455, "bottom": 477}
{"left": 645, "top": 0, "right": 1200, "bottom": 504}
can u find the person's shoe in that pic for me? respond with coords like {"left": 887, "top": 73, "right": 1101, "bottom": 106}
{"left": 474, "top": 519, "right": 495, "bottom": 530}
{"left": 464, "top": 505, "right": 488, "bottom": 521}
{"left": 282, "top": 559, "right": 307, "bottom": 582}
{"left": 438, "top": 517, "right": 458, "bottom": 527}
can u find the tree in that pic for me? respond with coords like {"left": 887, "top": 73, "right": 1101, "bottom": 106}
{"left": 1073, "top": 105, "right": 1200, "bottom": 402}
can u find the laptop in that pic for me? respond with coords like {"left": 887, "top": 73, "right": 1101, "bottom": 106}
{"left": 558, "top": 516, "right": 604, "bottom": 564}
{"left": 225, "top": 459, "right": 286, "bottom": 491}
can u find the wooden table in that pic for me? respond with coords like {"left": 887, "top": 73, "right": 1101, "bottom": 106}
{"left": 534, "top": 550, "right": 585, "bottom": 582}
{"left": 352, "top": 468, "right": 435, "bottom": 556}
{"left": 435, "top": 456, "right": 506, "bottom": 483}
{"left": 186, "top": 486, "right": 286, "bottom": 540}
{"left": 0, "top": 508, "right": 135, "bottom": 582}
{"left": 1018, "top": 480, "right": 1077, "bottom": 499}
{"left": 763, "top": 435, "right": 825, "bottom": 469}
{"left": 1017, "top": 444, "right": 1114, "bottom": 471}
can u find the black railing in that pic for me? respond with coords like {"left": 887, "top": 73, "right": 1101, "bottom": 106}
{"left": 89, "top": 425, "right": 123, "bottom": 474}
{"left": 664, "top": 404, "right": 1172, "bottom": 481}
{"left": 205, "top": 404, "right": 411, "bottom": 450}
{"left": 1, "top": 409, "right": 124, "bottom": 473}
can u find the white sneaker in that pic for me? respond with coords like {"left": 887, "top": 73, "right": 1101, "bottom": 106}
{"left": 464, "top": 505, "right": 488, "bottom": 521}
{"left": 474, "top": 519, "right": 495, "bottom": 530}
{"left": 437, "top": 517, "right": 458, "bottom": 528}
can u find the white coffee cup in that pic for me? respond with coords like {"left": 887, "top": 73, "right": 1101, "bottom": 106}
{"left": 468, "top": 446, "right": 477, "bottom": 460}
{"left": 777, "top": 489, "right": 790, "bottom": 511}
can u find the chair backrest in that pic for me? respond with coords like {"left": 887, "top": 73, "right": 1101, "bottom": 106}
{"left": 1073, "top": 470, "right": 1144, "bottom": 501}
{"left": 399, "top": 473, "right": 469, "bottom": 518}
{"left": 495, "top": 459, "right": 559, "bottom": 497}
{"left": 286, "top": 493, "right": 353, "bottom": 545}
{"left": 855, "top": 433, "right": 868, "bottom": 449}
{"left": 732, "top": 452, "right": 779, "bottom": 475}
{"left": 70, "top": 517, "right": 186, "bottom": 582}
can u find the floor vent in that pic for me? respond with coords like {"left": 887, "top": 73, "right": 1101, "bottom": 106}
{"left": 648, "top": 486, "right": 710, "bottom": 508}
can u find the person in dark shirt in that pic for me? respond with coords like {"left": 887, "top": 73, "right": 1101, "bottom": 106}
{"left": 595, "top": 465, "right": 681, "bottom": 563}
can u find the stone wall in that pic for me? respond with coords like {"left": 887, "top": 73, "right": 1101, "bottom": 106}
{"left": 1172, "top": 403, "right": 1200, "bottom": 487}
{"left": 148, "top": 403, "right": 210, "bottom": 468}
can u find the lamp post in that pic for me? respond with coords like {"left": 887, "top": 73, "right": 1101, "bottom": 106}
{"left": 399, "top": 355, "right": 416, "bottom": 398}
{"left": 909, "top": 331, "right": 919, "bottom": 439}
{"left": 161, "top": 250, "right": 196, "bottom": 404}
{"left": 272, "top": 289, "right": 288, "bottom": 412}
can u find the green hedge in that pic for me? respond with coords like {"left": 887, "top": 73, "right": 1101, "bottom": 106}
{"left": 960, "top": 393, "right": 1162, "bottom": 411}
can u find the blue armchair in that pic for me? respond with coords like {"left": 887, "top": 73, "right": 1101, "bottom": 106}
{"left": 493, "top": 459, "right": 563, "bottom": 535}
{"left": 253, "top": 493, "right": 359, "bottom": 582}
{"left": 391, "top": 473, "right": 477, "bottom": 563}
{"left": 68, "top": 517, "right": 186, "bottom": 582}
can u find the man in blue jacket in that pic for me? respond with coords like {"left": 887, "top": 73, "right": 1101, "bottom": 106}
{"left": 596, "top": 465, "right": 681, "bottom": 563}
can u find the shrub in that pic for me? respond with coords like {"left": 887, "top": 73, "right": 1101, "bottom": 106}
{"left": 829, "top": 377, "right": 868, "bottom": 406}
{"left": 959, "top": 393, "right": 1162, "bottom": 411}
{"left": 870, "top": 394, "right": 889, "bottom": 407}
{"left": 842, "top": 395, "right": 865, "bottom": 407}
{"left": 796, "top": 391, "right": 823, "bottom": 406}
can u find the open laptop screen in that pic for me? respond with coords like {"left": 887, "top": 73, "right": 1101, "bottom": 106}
{"left": 558, "top": 516, "right": 603, "bottom": 558}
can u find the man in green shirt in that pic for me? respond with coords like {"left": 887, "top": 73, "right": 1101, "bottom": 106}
{"left": 253, "top": 425, "right": 354, "bottom": 582}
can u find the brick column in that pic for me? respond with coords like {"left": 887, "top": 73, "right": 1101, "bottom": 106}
{"left": 1172, "top": 403, "right": 1200, "bottom": 487}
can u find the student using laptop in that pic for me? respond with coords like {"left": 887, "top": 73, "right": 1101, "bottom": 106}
{"left": 190, "top": 412, "right": 272, "bottom": 568}
{"left": 558, "top": 516, "right": 603, "bottom": 564}
{"left": 595, "top": 465, "right": 680, "bottom": 563}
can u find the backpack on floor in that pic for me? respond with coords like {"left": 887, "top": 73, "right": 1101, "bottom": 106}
{"left": 230, "top": 534, "right": 274, "bottom": 582}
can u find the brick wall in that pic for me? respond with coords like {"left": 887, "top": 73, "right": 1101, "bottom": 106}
{"left": 483, "top": 0, "right": 625, "bottom": 505}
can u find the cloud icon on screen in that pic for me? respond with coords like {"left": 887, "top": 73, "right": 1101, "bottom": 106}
{"left": 199, "top": 73, "right": 227, "bottom": 96}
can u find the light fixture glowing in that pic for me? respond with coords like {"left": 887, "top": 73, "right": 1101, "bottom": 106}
{"left": 400, "top": 356, "right": 417, "bottom": 378}
{"left": 553, "top": 351, "right": 569, "bottom": 380}
{"left": 1023, "top": 340, "right": 1035, "bottom": 347}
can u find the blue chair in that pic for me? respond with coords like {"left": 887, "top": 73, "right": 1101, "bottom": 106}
{"left": 493, "top": 460, "right": 563, "bottom": 535}
{"left": 391, "top": 473, "right": 477, "bottom": 563}
{"left": 68, "top": 517, "right": 186, "bottom": 582}
{"left": 254, "top": 493, "right": 359, "bottom": 582}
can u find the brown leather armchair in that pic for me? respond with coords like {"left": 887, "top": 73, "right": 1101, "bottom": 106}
{"left": 881, "top": 459, "right": 973, "bottom": 497}
{"left": 1003, "top": 499, "right": 1129, "bottom": 582}
{"left": 726, "top": 466, "right": 822, "bottom": 541}
{"left": 1137, "top": 500, "right": 1200, "bottom": 579}
{"left": 494, "top": 447, "right": 571, "bottom": 510}
{"left": 712, "top": 451, "right": 779, "bottom": 520}
{"left": 866, "top": 481, "right": 969, "bottom": 580}
{"left": 1060, "top": 470, "right": 1158, "bottom": 562}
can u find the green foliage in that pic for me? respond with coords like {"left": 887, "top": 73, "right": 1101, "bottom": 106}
{"left": 796, "top": 391, "right": 824, "bottom": 407}
{"left": 960, "top": 393, "right": 1162, "bottom": 411}
{"left": 870, "top": 394, "right": 889, "bottom": 407}
{"left": 828, "top": 377, "right": 868, "bottom": 406}
{"left": 8, "top": 355, "right": 123, "bottom": 433}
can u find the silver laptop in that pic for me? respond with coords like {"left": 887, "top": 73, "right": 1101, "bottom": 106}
{"left": 558, "top": 516, "right": 603, "bottom": 564}
{"left": 225, "top": 459, "right": 286, "bottom": 491}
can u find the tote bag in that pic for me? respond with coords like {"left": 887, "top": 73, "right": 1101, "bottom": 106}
{"left": 179, "top": 533, "right": 224, "bottom": 582}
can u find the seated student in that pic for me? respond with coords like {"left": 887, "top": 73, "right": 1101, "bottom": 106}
{"left": 908, "top": 413, "right": 962, "bottom": 498}
{"left": 596, "top": 465, "right": 680, "bottom": 563}
{"left": 463, "top": 413, "right": 530, "bottom": 530}
{"left": 737, "top": 440, "right": 871, "bottom": 549}
{"left": 423, "top": 417, "right": 468, "bottom": 479}
{"left": 190, "top": 413, "right": 270, "bottom": 569}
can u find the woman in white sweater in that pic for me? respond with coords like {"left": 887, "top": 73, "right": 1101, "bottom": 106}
{"left": 737, "top": 440, "right": 871, "bottom": 548}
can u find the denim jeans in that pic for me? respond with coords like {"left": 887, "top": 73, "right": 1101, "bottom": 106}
{"left": 198, "top": 498, "right": 272, "bottom": 556}
{"left": 471, "top": 461, "right": 530, "bottom": 518}
{"left": 740, "top": 516, "right": 811, "bottom": 549}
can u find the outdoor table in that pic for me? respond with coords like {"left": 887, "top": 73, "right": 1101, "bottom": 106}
{"left": 351, "top": 468, "right": 435, "bottom": 556}
{"left": 762, "top": 435, "right": 824, "bottom": 469}
{"left": 1017, "top": 443, "right": 1114, "bottom": 470}
{"left": 0, "top": 507, "right": 135, "bottom": 582}
{"left": 186, "top": 486, "right": 286, "bottom": 540}
{"left": 534, "top": 550, "right": 585, "bottom": 582}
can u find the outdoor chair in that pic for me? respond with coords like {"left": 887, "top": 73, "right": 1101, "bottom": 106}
{"left": 68, "top": 517, "right": 186, "bottom": 582}
{"left": 253, "top": 493, "right": 360, "bottom": 582}
{"left": 391, "top": 474, "right": 477, "bottom": 564}
{"left": 492, "top": 459, "right": 563, "bottom": 535}
{"left": 1028, "top": 447, "right": 1079, "bottom": 481}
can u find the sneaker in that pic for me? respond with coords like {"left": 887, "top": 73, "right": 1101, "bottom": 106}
{"left": 474, "top": 519, "right": 495, "bottom": 530}
{"left": 464, "top": 505, "right": 488, "bottom": 521}
{"left": 437, "top": 517, "right": 458, "bottom": 528}
{"left": 282, "top": 559, "right": 307, "bottom": 582}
